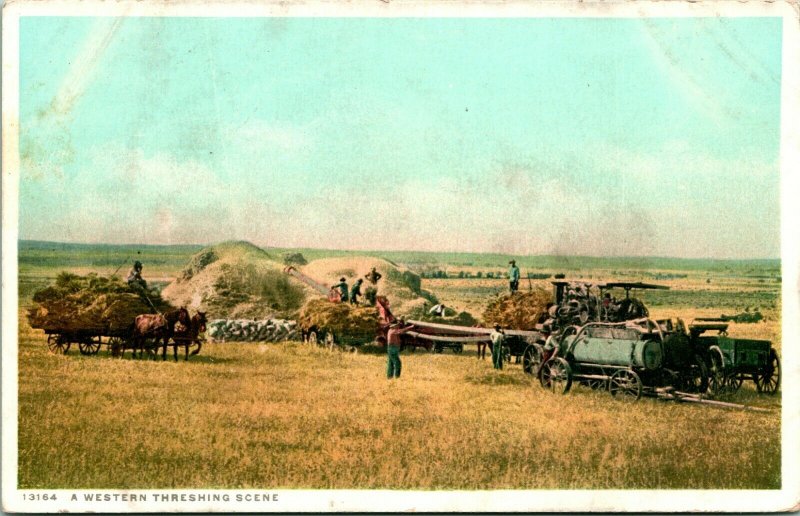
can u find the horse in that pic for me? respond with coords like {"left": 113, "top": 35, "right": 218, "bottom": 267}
{"left": 170, "top": 311, "right": 207, "bottom": 361}
{"left": 131, "top": 313, "right": 170, "bottom": 358}
{"left": 159, "top": 307, "right": 190, "bottom": 360}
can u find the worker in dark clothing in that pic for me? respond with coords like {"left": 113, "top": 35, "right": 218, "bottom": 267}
{"left": 126, "top": 261, "right": 147, "bottom": 289}
{"left": 365, "top": 267, "right": 382, "bottom": 285}
{"left": 364, "top": 268, "right": 381, "bottom": 306}
{"left": 386, "top": 318, "right": 412, "bottom": 379}
{"left": 490, "top": 324, "right": 506, "bottom": 370}
{"left": 350, "top": 278, "right": 363, "bottom": 305}
{"left": 508, "top": 260, "right": 520, "bottom": 293}
{"left": 332, "top": 277, "right": 349, "bottom": 303}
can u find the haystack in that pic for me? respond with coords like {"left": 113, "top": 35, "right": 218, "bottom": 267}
{"left": 297, "top": 299, "right": 380, "bottom": 336}
{"left": 482, "top": 288, "right": 553, "bottom": 330}
{"left": 162, "top": 241, "right": 308, "bottom": 319}
{"left": 27, "top": 272, "right": 173, "bottom": 331}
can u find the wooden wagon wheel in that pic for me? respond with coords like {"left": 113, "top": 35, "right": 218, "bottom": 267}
{"left": 609, "top": 369, "right": 642, "bottom": 401}
{"left": 47, "top": 334, "right": 70, "bottom": 355}
{"left": 78, "top": 336, "right": 102, "bottom": 356}
{"left": 723, "top": 373, "right": 743, "bottom": 393}
{"left": 540, "top": 357, "right": 572, "bottom": 395}
{"left": 324, "top": 332, "right": 336, "bottom": 351}
{"left": 755, "top": 349, "right": 781, "bottom": 395}
{"left": 108, "top": 337, "right": 125, "bottom": 358}
{"left": 707, "top": 348, "right": 726, "bottom": 396}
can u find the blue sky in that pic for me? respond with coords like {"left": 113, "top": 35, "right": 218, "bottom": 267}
{"left": 19, "top": 17, "right": 782, "bottom": 258}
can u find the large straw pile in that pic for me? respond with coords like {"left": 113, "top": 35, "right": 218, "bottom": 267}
{"left": 482, "top": 288, "right": 553, "bottom": 330}
{"left": 297, "top": 299, "right": 380, "bottom": 336}
{"left": 162, "top": 241, "right": 307, "bottom": 319}
{"left": 27, "top": 272, "right": 173, "bottom": 332}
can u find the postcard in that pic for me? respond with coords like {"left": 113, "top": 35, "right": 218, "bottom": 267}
{"left": 3, "top": 0, "right": 799, "bottom": 512}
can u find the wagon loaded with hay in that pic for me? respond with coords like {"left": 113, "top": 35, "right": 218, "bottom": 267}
{"left": 26, "top": 272, "right": 186, "bottom": 357}
{"left": 297, "top": 298, "right": 395, "bottom": 352}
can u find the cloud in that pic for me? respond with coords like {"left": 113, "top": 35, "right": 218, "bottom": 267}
{"left": 19, "top": 139, "right": 779, "bottom": 259}
{"left": 224, "top": 119, "right": 309, "bottom": 152}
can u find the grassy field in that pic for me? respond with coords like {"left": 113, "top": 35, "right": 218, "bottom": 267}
{"left": 17, "top": 338, "right": 780, "bottom": 489}
{"left": 15, "top": 241, "right": 783, "bottom": 490}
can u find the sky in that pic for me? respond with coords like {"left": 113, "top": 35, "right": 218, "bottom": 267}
{"left": 18, "top": 16, "right": 783, "bottom": 259}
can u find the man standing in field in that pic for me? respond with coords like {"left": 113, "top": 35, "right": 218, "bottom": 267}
{"left": 508, "top": 260, "right": 520, "bottom": 293}
{"left": 332, "top": 277, "right": 349, "bottom": 303}
{"left": 386, "top": 318, "right": 411, "bottom": 379}
{"left": 490, "top": 324, "right": 506, "bottom": 370}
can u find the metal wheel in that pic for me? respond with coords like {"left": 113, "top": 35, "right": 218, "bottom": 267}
{"left": 539, "top": 357, "right": 572, "bottom": 395}
{"left": 78, "top": 337, "right": 102, "bottom": 355}
{"left": 47, "top": 334, "right": 70, "bottom": 354}
{"left": 522, "top": 344, "right": 544, "bottom": 375}
{"left": 755, "top": 349, "right": 781, "bottom": 395}
{"left": 609, "top": 369, "right": 642, "bottom": 401}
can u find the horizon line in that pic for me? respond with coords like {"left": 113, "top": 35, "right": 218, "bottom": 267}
{"left": 18, "top": 238, "right": 782, "bottom": 263}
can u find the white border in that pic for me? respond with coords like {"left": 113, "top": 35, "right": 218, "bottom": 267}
{"left": 3, "top": 0, "right": 799, "bottom": 512}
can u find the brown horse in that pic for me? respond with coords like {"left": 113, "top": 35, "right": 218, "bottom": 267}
{"left": 159, "top": 307, "right": 190, "bottom": 360}
{"left": 170, "top": 311, "right": 207, "bottom": 361}
{"left": 132, "top": 313, "right": 169, "bottom": 358}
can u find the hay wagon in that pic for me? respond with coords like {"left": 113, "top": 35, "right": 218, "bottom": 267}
{"left": 689, "top": 322, "right": 780, "bottom": 395}
{"left": 40, "top": 324, "right": 126, "bottom": 356}
{"left": 37, "top": 323, "right": 202, "bottom": 358}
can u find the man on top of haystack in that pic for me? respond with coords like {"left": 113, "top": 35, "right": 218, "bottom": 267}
{"left": 126, "top": 261, "right": 147, "bottom": 289}
{"left": 365, "top": 267, "right": 382, "bottom": 285}
{"left": 508, "top": 260, "right": 520, "bottom": 293}
{"left": 332, "top": 277, "right": 349, "bottom": 303}
{"left": 364, "top": 267, "right": 382, "bottom": 306}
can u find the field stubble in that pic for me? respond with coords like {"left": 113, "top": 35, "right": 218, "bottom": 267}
{"left": 18, "top": 332, "right": 780, "bottom": 490}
